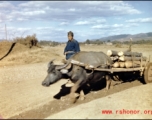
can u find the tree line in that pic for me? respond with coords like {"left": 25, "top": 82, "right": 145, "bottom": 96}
{"left": 2, "top": 34, "right": 151, "bottom": 47}
{"left": 83, "top": 39, "right": 152, "bottom": 45}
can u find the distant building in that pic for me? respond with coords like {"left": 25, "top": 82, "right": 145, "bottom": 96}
{"left": 105, "top": 42, "right": 113, "bottom": 45}
{"left": 85, "top": 44, "right": 93, "bottom": 46}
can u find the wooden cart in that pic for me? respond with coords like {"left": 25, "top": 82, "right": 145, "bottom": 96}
{"left": 70, "top": 55, "right": 152, "bottom": 84}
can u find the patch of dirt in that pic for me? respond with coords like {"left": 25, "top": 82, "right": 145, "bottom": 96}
{"left": 0, "top": 41, "right": 64, "bottom": 67}
{"left": 9, "top": 78, "right": 143, "bottom": 119}
{"left": 46, "top": 83, "right": 152, "bottom": 119}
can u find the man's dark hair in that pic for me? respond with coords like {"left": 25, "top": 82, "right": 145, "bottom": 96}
{"left": 68, "top": 31, "right": 74, "bottom": 37}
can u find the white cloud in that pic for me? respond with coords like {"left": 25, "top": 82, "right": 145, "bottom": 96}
{"left": 109, "top": 4, "right": 141, "bottom": 15}
{"left": 91, "top": 23, "right": 139, "bottom": 29}
{"left": 91, "top": 25, "right": 110, "bottom": 29}
{"left": 68, "top": 8, "right": 76, "bottom": 12}
{"left": 74, "top": 18, "right": 106, "bottom": 25}
{"left": 60, "top": 22, "right": 69, "bottom": 25}
{"left": 112, "top": 24, "right": 123, "bottom": 28}
{"left": 0, "top": 1, "right": 141, "bottom": 23}
{"left": 16, "top": 18, "right": 28, "bottom": 21}
{"left": 125, "top": 23, "right": 139, "bottom": 27}
{"left": 36, "top": 27, "right": 64, "bottom": 32}
{"left": 22, "top": 10, "right": 46, "bottom": 16}
{"left": 0, "top": 26, "right": 68, "bottom": 41}
{"left": 96, "top": 19, "right": 106, "bottom": 23}
{"left": 126, "top": 18, "right": 152, "bottom": 23}
{"left": 75, "top": 21, "right": 91, "bottom": 25}
{"left": 0, "top": 1, "right": 15, "bottom": 10}
{"left": 17, "top": 28, "right": 31, "bottom": 31}
{"left": 114, "top": 17, "right": 122, "bottom": 20}
{"left": 0, "top": 26, "right": 33, "bottom": 40}
{"left": 19, "top": 1, "right": 45, "bottom": 7}
{"left": 36, "top": 27, "right": 52, "bottom": 30}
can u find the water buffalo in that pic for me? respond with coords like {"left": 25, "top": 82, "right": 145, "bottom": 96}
{"left": 42, "top": 51, "right": 113, "bottom": 103}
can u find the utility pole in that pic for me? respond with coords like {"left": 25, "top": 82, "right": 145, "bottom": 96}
{"left": 5, "top": 24, "right": 7, "bottom": 40}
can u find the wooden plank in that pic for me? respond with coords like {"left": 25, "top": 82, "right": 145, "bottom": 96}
{"left": 94, "top": 67, "right": 143, "bottom": 72}
{"left": 119, "top": 56, "right": 147, "bottom": 61}
{"left": 70, "top": 59, "right": 145, "bottom": 73}
{"left": 118, "top": 51, "right": 142, "bottom": 57}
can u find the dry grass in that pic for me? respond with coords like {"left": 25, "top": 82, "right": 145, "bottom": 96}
{"left": 0, "top": 41, "right": 152, "bottom": 67}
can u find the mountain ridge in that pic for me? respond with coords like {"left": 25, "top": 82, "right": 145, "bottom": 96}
{"left": 91, "top": 32, "right": 152, "bottom": 41}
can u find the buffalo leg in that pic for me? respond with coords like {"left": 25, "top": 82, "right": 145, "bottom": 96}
{"left": 69, "top": 82, "right": 80, "bottom": 103}
{"left": 79, "top": 90, "right": 85, "bottom": 100}
{"left": 69, "top": 79, "right": 84, "bottom": 103}
{"left": 105, "top": 74, "right": 112, "bottom": 90}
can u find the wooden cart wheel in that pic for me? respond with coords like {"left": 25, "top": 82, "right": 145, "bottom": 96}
{"left": 144, "top": 62, "right": 152, "bottom": 83}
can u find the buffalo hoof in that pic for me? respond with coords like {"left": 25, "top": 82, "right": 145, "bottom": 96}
{"left": 60, "top": 93, "right": 79, "bottom": 101}
{"left": 69, "top": 93, "right": 78, "bottom": 103}
{"left": 74, "top": 93, "right": 80, "bottom": 97}
{"left": 103, "top": 88, "right": 109, "bottom": 93}
{"left": 79, "top": 96, "right": 85, "bottom": 101}
{"left": 70, "top": 97, "right": 77, "bottom": 104}
{"left": 110, "top": 85, "right": 114, "bottom": 89}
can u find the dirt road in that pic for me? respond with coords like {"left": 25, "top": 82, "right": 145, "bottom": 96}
{"left": 0, "top": 62, "right": 144, "bottom": 119}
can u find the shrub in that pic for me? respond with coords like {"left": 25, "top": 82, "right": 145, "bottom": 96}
{"left": 13, "top": 34, "right": 38, "bottom": 48}
{"left": 115, "top": 43, "right": 122, "bottom": 48}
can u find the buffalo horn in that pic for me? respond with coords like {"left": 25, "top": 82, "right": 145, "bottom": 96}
{"left": 47, "top": 59, "right": 56, "bottom": 68}
{"left": 65, "top": 63, "right": 72, "bottom": 69}
{"left": 55, "top": 61, "right": 70, "bottom": 70}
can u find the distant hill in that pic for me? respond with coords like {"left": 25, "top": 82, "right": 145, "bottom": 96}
{"left": 93, "top": 32, "right": 152, "bottom": 41}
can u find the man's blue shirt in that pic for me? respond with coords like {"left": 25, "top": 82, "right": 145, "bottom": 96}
{"left": 64, "top": 39, "right": 80, "bottom": 53}
{"left": 64, "top": 39, "right": 80, "bottom": 60}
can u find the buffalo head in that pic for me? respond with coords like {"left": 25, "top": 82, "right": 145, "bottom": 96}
{"left": 42, "top": 59, "right": 72, "bottom": 87}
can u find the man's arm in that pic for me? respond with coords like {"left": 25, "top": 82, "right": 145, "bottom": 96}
{"left": 74, "top": 41, "right": 80, "bottom": 53}
{"left": 64, "top": 43, "right": 68, "bottom": 55}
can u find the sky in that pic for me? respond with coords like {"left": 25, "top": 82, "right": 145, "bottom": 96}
{"left": 0, "top": 1, "right": 152, "bottom": 42}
